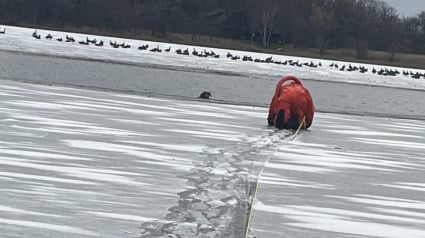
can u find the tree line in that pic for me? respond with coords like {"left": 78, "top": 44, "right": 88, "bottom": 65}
{"left": 1, "top": 0, "right": 425, "bottom": 59}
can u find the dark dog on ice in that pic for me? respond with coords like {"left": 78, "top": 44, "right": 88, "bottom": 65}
{"left": 198, "top": 91, "right": 212, "bottom": 99}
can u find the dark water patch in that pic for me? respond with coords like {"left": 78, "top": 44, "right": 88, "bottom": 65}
{"left": 1, "top": 49, "right": 425, "bottom": 121}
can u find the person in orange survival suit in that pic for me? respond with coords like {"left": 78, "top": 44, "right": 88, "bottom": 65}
{"left": 267, "top": 75, "right": 315, "bottom": 129}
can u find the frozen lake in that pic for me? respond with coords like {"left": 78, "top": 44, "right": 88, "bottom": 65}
{"left": 0, "top": 25, "right": 424, "bottom": 238}
{"left": 0, "top": 79, "right": 278, "bottom": 237}
{"left": 250, "top": 114, "right": 425, "bottom": 238}
{"left": 1, "top": 78, "right": 424, "bottom": 238}
{"left": 0, "top": 50, "right": 424, "bottom": 120}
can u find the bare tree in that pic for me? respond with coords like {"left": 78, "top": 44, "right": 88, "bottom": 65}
{"left": 310, "top": 0, "right": 336, "bottom": 55}
{"left": 352, "top": 0, "right": 380, "bottom": 59}
{"left": 222, "top": 0, "right": 248, "bottom": 39}
{"left": 2, "top": 0, "right": 425, "bottom": 57}
{"left": 374, "top": 1, "right": 401, "bottom": 61}
{"left": 247, "top": 0, "right": 281, "bottom": 46}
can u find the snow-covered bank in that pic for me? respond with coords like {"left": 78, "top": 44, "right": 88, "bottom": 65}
{"left": 1, "top": 25, "right": 425, "bottom": 90}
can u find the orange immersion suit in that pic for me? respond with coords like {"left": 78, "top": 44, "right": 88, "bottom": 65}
{"left": 267, "top": 76, "right": 315, "bottom": 129}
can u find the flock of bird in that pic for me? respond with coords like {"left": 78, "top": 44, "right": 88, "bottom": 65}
{"left": 1, "top": 26, "right": 425, "bottom": 80}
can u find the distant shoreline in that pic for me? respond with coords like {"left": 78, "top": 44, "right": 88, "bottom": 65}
{"left": 4, "top": 23, "right": 425, "bottom": 71}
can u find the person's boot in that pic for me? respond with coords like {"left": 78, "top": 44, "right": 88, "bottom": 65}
{"left": 286, "top": 115, "right": 300, "bottom": 130}
{"left": 275, "top": 109, "right": 285, "bottom": 129}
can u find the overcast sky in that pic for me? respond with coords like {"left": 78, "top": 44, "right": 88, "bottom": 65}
{"left": 383, "top": 0, "right": 425, "bottom": 17}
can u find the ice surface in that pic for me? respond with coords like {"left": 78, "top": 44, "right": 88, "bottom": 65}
{"left": 1, "top": 25, "right": 425, "bottom": 238}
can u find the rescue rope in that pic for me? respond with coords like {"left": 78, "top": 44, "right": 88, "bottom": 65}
{"left": 244, "top": 117, "right": 306, "bottom": 238}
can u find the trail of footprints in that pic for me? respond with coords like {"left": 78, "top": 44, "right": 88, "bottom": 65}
{"left": 139, "top": 130, "right": 290, "bottom": 238}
